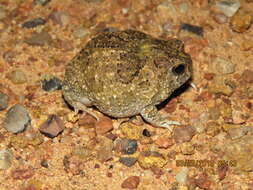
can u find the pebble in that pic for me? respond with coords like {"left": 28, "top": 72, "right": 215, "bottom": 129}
{"left": 95, "top": 116, "right": 113, "bottom": 135}
{"left": 0, "top": 7, "right": 6, "bottom": 20}
{"left": 173, "top": 125, "right": 196, "bottom": 143}
{"left": 41, "top": 76, "right": 62, "bottom": 92}
{"left": 119, "top": 157, "right": 137, "bottom": 167}
{"left": 22, "top": 18, "right": 46, "bottom": 28}
{"left": 138, "top": 151, "right": 167, "bottom": 169}
{"left": 180, "top": 23, "right": 204, "bottom": 37}
{"left": 230, "top": 9, "right": 253, "bottom": 33}
{"left": 213, "top": 13, "right": 228, "bottom": 24}
{"left": 114, "top": 138, "right": 137, "bottom": 155}
{"left": 120, "top": 122, "right": 142, "bottom": 140}
{"left": 223, "top": 124, "right": 250, "bottom": 139}
{"left": 215, "top": 0, "right": 241, "bottom": 17}
{"left": 33, "top": 0, "right": 51, "bottom": 6}
{"left": 49, "top": 11, "right": 70, "bottom": 27}
{"left": 25, "top": 31, "right": 52, "bottom": 46}
{"left": 39, "top": 114, "right": 64, "bottom": 138}
{"left": 72, "top": 145, "right": 93, "bottom": 161}
{"left": 208, "top": 76, "right": 234, "bottom": 96}
{"left": 12, "top": 168, "right": 35, "bottom": 180}
{"left": 154, "top": 136, "right": 174, "bottom": 149}
{"left": 73, "top": 27, "right": 89, "bottom": 39}
{"left": 7, "top": 69, "right": 27, "bottom": 84}
{"left": 205, "top": 121, "right": 221, "bottom": 137}
{"left": 78, "top": 114, "right": 96, "bottom": 128}
{"left": 96, "top": 136, "right": 113, "bottom": 162}
{"left": 180, "top": 142, "right": 195, "bottom": 155}
{"left": 213, "top": 57, "right": 235, "bottom": 74}
{"left": 10, "top": 132, "right": 44, "bottom": 149}
{"left": 241, "top": 69, "right": 253, "bottom": 83}
{"left": 194, "top": 173, "right": 211, "bottom": 189}
{"left": 175, "top": 168, "right": 189, "bottom": 184}
{"left": 0, "top": 149, "right": 13, "bottom": 169}
{"left": 142, "top": 129, "right": 151, "bottom": 137}
{"left": 4, "top": 104, "right": 31, "bottom": 133}
{"left": 121, "top": 176, "right": 140, "bottom": 189}
{"left": 0, "top": 92, "right": 9, "bottom": 110}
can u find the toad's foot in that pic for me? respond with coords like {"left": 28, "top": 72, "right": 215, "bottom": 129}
{"left": 74, "top": 102, "right": 101, "bottom": 120}
{"left": 140, "top": 105, "right": 180, "bottom": 131}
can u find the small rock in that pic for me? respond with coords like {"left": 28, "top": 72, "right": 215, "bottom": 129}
{"left": 222, "top": 124, "right": 250, "bottom": 139}
{"left": 241, "top": 69, "right": 253, "bottom": 83}
{"left": 205, "top": 121, "right": 221, "bottom": 137}
{"left": 39, "top": 114, "right": 64, "bottom": 138}
{"left": 119, "top": 157, "right": 137, "bottom": 167}
{"left": 142, "top": 129, "right": 151, "bottom": 137}
{"left": 40, "top": 159, "right": 49, "bottom": 168}
{"left": 10, "top": 133, "right": 44, "bottom": 149}
{"left": 213, "top": 13, "right": 228, "bottom": 24}
{"left": 25, "top": 179, "right": 43, "bottom": 190}
{"left": 7, "top": 69, "right": 27, "bottom": 84}
{"left": 0, "top": 92, "right": 9, "bottom": 110}
{"left": 208, "top": 107, "right": 220, "bottom": 120}
{"left": 120, "top": 122, "right": 142, "bottom": 140}
{"left": 215, "top": 0, "right": 241, "bottom": 17}
{"left": 33, "top": 0, "right": 51, "bottom": 6}
{"left": 0, "top": 149, "right": 13, "bottom": 169}
{"left": 180, "top": 23, "right": 204, "bottom": 36}
{"left": 73, "top": 27, "right": 89, "bottom": 38}
{"left": 121, "top": 176, "right": 140, "bottom": 189}
{"left": 213, "top": 57, "right": 235, "bottom": 74}
{"left": 22, "top": 18, "right": 46, "bottom": 28}
{"left": 11, "top": 167, "right": 35, "bottom": 180}
{"left": 173, "top": 125, "right": 196, "bottom": 143}
{"left": 63, "top": 154, "right": 85, "bottom": 175}
{"left": 41, "top": 76, "right": 62, "bottom": 92}
{"left": 208, "top": 76, "right": 234, "bottom": 96}
{"left": 25, "top": 31, "right": 52, "bottom": 46}
{"left": 49, "top": 11, "right": 70, "bottom": 27}
{"left": 95, "top": 116, "right": 113, "bottom": 135}
{"left": 194, "top": 173, "right": 212, "bottom": 189}
{"left": 3, "top": 50, "right": 16, "bottom": 63}
{"left": 175, "top": 168, "right": 189, "bottom": 184}
{"left": 96, "top": 136, "right": 113, "bottom": 162}
{"left": 230, "top": 9, "right": 253, "bottom": 33}
{"left": 232, "top": 108, "right": 248, "bottom": 124}
{"left": 114, "top": 138, "right": 137, "bottom": 155}
{"left": 138, "top": 151, "right": 167, "bottom": 169}
{"left": 154, "top": 136, "right": 174, "bottom": 149}
{"left": 0, "top": 7, "right": 6, "bottom": 20}
{"left": 180, "top": 142, "right": 195, "bottom": 155}
{"left": 4, "top": 104, "right": 30, "bottom": 133}
{"left": 72, "top": 145, "right": 93, "bottom": 161}
{"left": 78, "top": 114, "right": 96, "bottom": 128}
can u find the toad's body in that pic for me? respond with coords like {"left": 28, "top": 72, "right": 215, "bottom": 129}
{"left": 63, "top": 30, "right": 192, "bottom": 129}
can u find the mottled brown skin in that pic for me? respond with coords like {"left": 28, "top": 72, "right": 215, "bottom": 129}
{"left": 63, "top": 30, "right": 192, "bottom": 129}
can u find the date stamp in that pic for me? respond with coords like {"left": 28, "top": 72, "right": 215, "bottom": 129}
{"left": 176, "top": 159, "right": 237, "bottom": 168}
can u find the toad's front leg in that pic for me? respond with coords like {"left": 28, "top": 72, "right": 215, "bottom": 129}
{"left": 140, "top": 105, "right": 180, "bottom": 131}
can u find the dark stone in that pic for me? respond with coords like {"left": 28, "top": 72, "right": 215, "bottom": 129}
{"left": 180, "top": 23, "right": 204, "bottom": 36}
{"left": 142, "top": 129, "right": 151, "bottom": 137}
{"left": 41, "top": 77, "right": 62, "bottom": 92}
{"left": 119, "top": 157, "right": 137, "bottom": 167}
{"left": 22, "top": 18, "right": 46, "bottom": 28}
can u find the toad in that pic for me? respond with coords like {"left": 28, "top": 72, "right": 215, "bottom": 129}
{"left": 63, "top": 29, "right": 192, "bottom": 130}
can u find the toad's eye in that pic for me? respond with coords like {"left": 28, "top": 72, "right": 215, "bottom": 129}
{"left": 172, "top": 64, "right": 186, "bottom": 75}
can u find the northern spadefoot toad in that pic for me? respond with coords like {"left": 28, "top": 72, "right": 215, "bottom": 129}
{"left": 63, "top": 29, "right": 192, "bottom": 130}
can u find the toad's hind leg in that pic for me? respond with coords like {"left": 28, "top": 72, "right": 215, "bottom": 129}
{"left": 74, "top": 102, "right": 101, "bottom": 120}
{"left": 140, "top": 105, "right": 180, "bottom": 131}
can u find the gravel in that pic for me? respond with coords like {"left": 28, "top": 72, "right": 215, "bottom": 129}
{"left": 22, "top": 18, "right": 46, "bottom": 28}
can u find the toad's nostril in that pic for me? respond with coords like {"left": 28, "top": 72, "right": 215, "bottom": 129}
{"left": 172, "top": 64, "right": 185, "bottom": 75}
